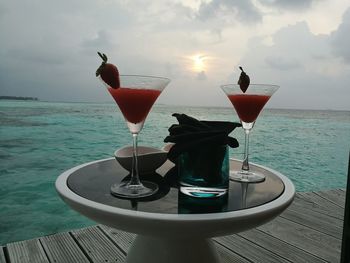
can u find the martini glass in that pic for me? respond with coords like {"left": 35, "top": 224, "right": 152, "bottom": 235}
{"left": 221, "top": 84, "right": 279, "bottom": 183}
{"left": 105, "top": 75, "right": 170, "bottom": 198}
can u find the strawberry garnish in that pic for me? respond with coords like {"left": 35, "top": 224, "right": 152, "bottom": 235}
{"left": 237, "top": 66, "right": 250, "bottom": 93}
{"left": 96, "top": 52, "right": 120, "bottom": 89}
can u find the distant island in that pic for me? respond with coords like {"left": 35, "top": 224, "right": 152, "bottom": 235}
{"left": 0, "top": 96, "right": 38, "bottom": 101}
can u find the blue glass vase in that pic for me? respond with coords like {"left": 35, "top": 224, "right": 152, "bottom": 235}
{"left": 179, "top": 145, "right": 229, "bottom": 198}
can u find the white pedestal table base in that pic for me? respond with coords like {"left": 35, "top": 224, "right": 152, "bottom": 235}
{"left": 126, "top": 235, "right": 220, "bottom": 263}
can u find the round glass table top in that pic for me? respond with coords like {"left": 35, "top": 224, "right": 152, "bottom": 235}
{"left": 66, "top": 158, "right": 285, "bottom": 214}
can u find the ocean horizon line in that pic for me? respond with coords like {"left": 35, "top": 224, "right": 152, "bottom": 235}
{"left": 1, "top": 98, "right": 349, "bottom": 112}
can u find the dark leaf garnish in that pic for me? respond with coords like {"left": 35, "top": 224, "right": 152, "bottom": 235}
{"left": 237, "top": 66, "right": 250, "bottom": 93}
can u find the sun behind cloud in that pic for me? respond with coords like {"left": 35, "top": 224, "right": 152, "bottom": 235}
{"left": 192, "top": 54, "right": 207, "bottom": 72}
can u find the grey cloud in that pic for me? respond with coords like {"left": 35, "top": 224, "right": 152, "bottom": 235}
{"left": 331, "top": 8, "right": 350, "bottom": 63}
{"left": 242, "top": 22, "right": 328, "bottom": 67}
{"left": 258, "top": 0, "right": 315, "bottom": 10}
{"left": 8, "top": 48, "right": 66, "bottom": 65}
{"left": 210, "top": 28, "right": 223, "bottom": 42}
{"left": 196, "top": 0, "right": 262, "bottom": 24}
{"left": 82, "top": 31, "right": 112, "bottom": 48}
{"left": 80, "top": 30, "right": 117, "bottom": 56}
{"left": 196, "top": 71, "right": 207, "bottom": 80}
{"left": 171, "top": 2, "right": 194, "bottom": 20}
{"left": 265, "top": 56, "right": 301, "bottom": 70}
{"left": 0, "top": 3, "right": 7, "bottom": 19}
{"left": 311, "top": 54, "right": 328, "bottom": 60}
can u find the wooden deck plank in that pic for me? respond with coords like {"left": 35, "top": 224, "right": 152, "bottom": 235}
{"left": 314, "top": 189, "right": 346, "bottom": 208}
{"left": 216, "top": 234, "right": 291, "bottom": 263}
{"left": 0, "top": 247, "right": 7, "bottom": 263}
{"left": 71, "top": 226, "right": 125, "bottom": 262}
{"left": 40, "top": 232, "right": 90, "bottom": 263}
{"left": 99, "top": 225, "right": 135, "bottom": 253}
{"left": 237, "top": 228, "right": 328, "bottom": 263}
{"left": 280, "top": 203, "right": 343, "bottom": 238}
{"left": 292, "top": 194, "right": 344, "bottom": 220}
{"left": 6, "top": 239, "right": 49, "bottom": 263}
{"left": 215, "top": 243, "right": 251, "bottom": 263}
{"left": 258, "top": 216, "right": 341, "bottom": 262}
{"left": 298, "top": 192, "right": 344, "bottom": 216}
{"left": 288, "top": 197, "right": 344, "bottom": 228}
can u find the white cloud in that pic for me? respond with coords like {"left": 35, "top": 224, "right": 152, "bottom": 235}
{"left": 265, "top": 56, "right": 301, "bottom": 70}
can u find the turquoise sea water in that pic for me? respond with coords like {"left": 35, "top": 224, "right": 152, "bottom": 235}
{"left": 0, "top": 100, "right": 349, "bottom": 245}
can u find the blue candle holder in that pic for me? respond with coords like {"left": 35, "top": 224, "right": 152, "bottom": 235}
{"left": 179, "top": 145, "right": 229, "bottom": 198}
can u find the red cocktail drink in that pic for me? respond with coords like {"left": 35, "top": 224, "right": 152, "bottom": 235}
{"left": 228, "top": 94, "right": 271, "bottom": 123}
{"left": 108, "top": 87, "right": 161, "bottom": 124}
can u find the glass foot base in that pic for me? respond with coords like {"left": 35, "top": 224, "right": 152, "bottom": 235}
{"left": 180, "top": 185, "right": 228, "bottom": 198}
{"left": 111, "top": 181, "right": 159, "bottom": 199}
{"left": 229, "top": 170, "right": 265, "bottom": 183}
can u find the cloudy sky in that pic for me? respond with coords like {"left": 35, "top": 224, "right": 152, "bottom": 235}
{"left": 0, "top": 0, "right": 349, "bottom": 110}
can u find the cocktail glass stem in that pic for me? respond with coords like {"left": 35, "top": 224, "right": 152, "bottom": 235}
{"left": 242, "top": 129, "right": 250, "bottom": 172}
{"left": 129, "top": 133, "right": 142, "bottom": 186}
{"left": 230, "top": 120, "right": 265, "bottom": 183}
{"left": 241, "top": 121, "right": 254, "bottom": 175}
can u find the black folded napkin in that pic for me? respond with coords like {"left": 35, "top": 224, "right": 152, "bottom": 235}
{"left": 164, "top": 113, "right": 241, "bottom": 162}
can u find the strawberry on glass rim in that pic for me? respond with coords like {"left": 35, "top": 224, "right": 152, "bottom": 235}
{"left": 96, "top": 52, "right": 120, "bottom": 89}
